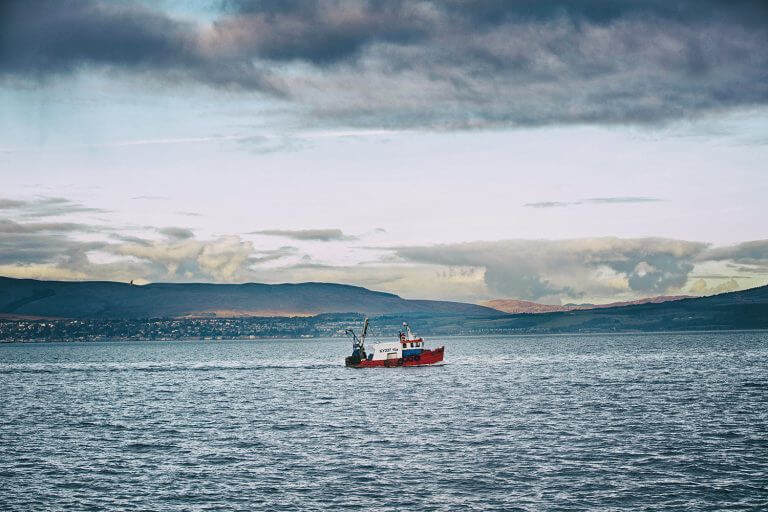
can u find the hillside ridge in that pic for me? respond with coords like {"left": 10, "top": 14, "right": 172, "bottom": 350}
{"left": 0, "top": 276, "right": 496, "bottom": 319}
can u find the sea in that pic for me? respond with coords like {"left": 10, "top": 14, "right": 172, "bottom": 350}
{"left": 1, "top": 332, "right": 766, "bottom": 511}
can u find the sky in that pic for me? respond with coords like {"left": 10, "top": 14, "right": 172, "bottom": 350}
{"left": 1, "top": 0, "right": 767, "bottom": 304}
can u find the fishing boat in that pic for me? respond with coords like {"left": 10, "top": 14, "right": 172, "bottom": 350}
{"left": 344, "top": 318, "right": 444, "bottom": 368}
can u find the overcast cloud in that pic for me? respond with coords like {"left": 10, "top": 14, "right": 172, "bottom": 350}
{"left": 2, "top": 0, "right": 767, "bottom": 128}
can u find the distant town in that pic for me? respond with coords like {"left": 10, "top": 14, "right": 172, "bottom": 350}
{"left": 0, "top": 313, "right": 549, "bottom": 342}
{"left": 0, "top": 315, "right": 358, "bottom": 343}
{"left": 0, "top": 314, "right": 504, "bottom": 343}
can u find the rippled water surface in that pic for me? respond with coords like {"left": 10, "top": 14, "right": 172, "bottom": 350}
{"left": 1, "top": 333, "right": 767, "bottom": 511}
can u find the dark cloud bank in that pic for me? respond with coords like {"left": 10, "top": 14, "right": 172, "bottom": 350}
{"left": 2, "top": 0, "right": 767, "bottom": 128}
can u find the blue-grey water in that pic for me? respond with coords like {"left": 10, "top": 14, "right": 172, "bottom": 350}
{"left": 1, "top": 333, "right": 766, "bottom": 511}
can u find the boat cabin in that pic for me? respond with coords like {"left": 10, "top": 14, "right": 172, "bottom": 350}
{"left": 367, "top": 322, "right": 426, "bottom": 361}
{"left": 399, "top": 322, "right": 424, "bottom": 357}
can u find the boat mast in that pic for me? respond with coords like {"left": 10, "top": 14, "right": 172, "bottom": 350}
{"left": 359, "top": 318, "right": 369, "bottom": 352}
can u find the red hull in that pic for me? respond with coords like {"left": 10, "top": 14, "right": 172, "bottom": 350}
{"left": 348, "top": 346, "right": 444, "bottom": 368}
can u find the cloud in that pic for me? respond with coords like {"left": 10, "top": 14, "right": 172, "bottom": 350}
{"left": 0, "top": 230, "right": 281, "bottom": 284}
{"left": 250, "top": 228, "right": 357, "bottom": 241}
{"left": 700, "top": 239, "right": 768, "bottom": 266}
{"left": 0, "top": 199, "right": 26, "bottom": 209}
{"left": 105, "top": 237, "right": 248, "bottom": 281}
{"left": 0, "top": 218, "right": 93, "bottom": 234}
{"left": 0, "top": 200, "right": 111, "bottom": 269}
{"left": 0, "top": 195, "right": 299, "bottom": 284}
{"left": 0, "top": 231, "right": 104, "bottom": 267}
{"left": 523, "top": 201, "right": 582, "bottom": 208}
{"left": 524, "top": 197, "right": 663, "bottom": 208}
{"left": 0, "top": 197, "right": 107, "bottom": 218}
{"left": 689, "top": 278, "right": 742, "bottom": 296}
{"left": 1, "top": 1, "right": 196, "bottom": 74}
{"left": 395, "top": 237, "right": 708, "bottom": 301}
{"left": 0, "top": 263, "right": 90, "bottom": 281}
{"left": 0, "top": 0, "right": 280, "bottom": 91}
{"left": 196, "top": 238, "right": 255, "bottom": 282}
{"left": 109, "top": 234, "right": 152, "bottom": 246}
{"left": 3, "top": 1, "right": 767, "bottom": 128}
{"left": 215, "top": 1, "right": 431, "bottom": 65}
{"left": 158, "top": 226, "right": 194, "bottom": 240}
{"left": 248, "top": 246, "right": 298, "bottom": 265}
{"left": 0, "top": 205, "right": 283, "bottom": 283}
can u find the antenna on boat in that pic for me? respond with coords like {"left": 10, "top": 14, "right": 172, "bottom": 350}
{"left": 403, "top": 321, "right": 415, "bottom": 340}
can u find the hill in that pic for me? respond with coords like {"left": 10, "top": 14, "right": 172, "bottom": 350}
{"left": 435, "top": 285, "right": 768, "bottom": 334}
{"left": 481, "top": 295, "right": 691, "bottom": 314}
{"left": 0, "top": 277, "right": 497, "bottom": 319}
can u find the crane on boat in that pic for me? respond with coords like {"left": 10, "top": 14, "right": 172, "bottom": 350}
{"left": 344, "top": 317, "right": 369, "bottom": 365}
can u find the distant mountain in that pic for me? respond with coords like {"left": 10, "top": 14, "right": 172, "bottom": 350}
{"left": 0, "top": 277, "right": 498, "bottom": 319}
{"left": 439, "top": 285, "right": 768, "bottom": 334}
{"left": 321, "top": 285, "right": 768, "bottom": 336}
{"left": 481, "top": 295, "right": 692, "bottom": 314}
